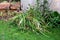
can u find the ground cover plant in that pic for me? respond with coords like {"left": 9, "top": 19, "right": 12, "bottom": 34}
{"left": 0, "top": 19, "right": 60, "bottom": 40}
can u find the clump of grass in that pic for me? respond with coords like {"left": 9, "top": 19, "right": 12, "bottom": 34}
{"left": 8, "top": 0, "right": 60, "bottom": 37}
{"left": 8, "top": 8, "right": 50, "bottom": 38}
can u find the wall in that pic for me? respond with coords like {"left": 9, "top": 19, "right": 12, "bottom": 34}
{"left": 21, "top": 0, "right": 60, "bottom": 13}
{"left": 21, "top": 0, "right": 36, "bottom": 12}
{"left": 49, "top": 0, "right": 60, "bottom": 13}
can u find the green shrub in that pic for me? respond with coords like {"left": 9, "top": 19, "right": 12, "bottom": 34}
{"left": 45, "top": 11, "right": 60, "bottom": 28}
